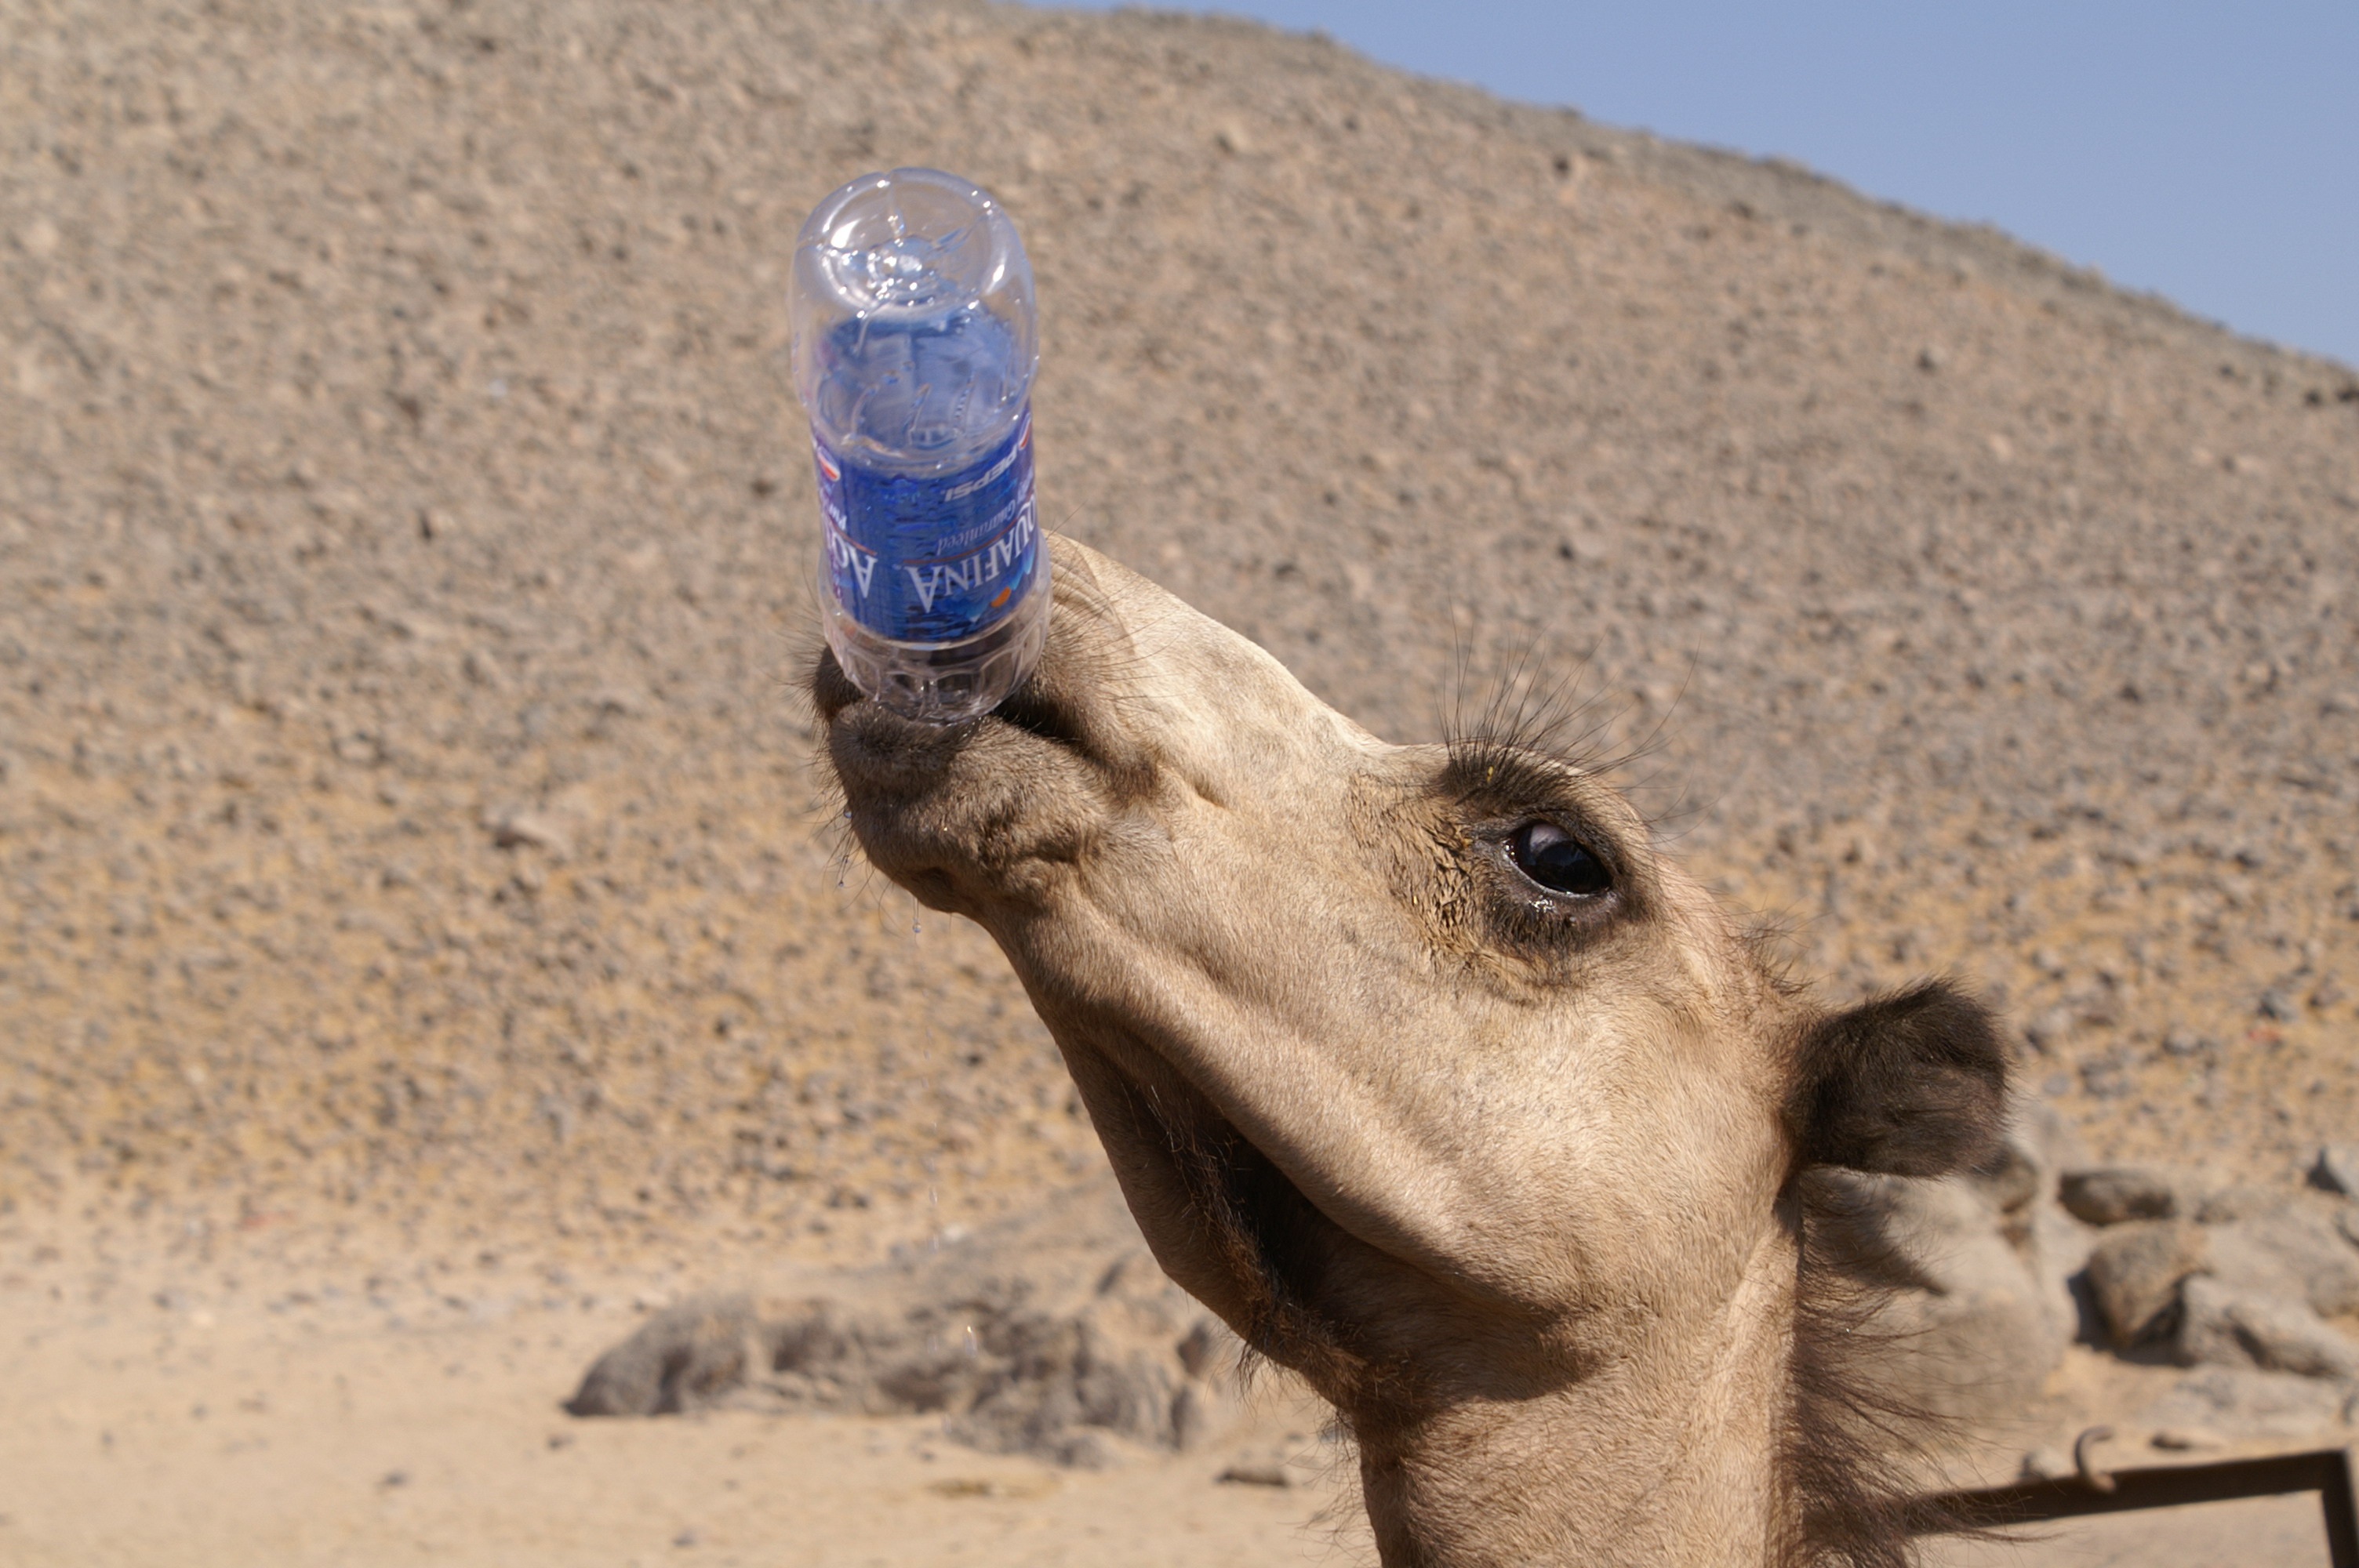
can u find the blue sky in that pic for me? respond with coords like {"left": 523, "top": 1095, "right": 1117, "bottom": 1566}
{"left": 1035, "top": 1, "right": 2358, "bottom": 368}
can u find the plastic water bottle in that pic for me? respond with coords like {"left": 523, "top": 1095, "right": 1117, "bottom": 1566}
{"left": 790, "top": 168, "right": 1047, "bottom": 724}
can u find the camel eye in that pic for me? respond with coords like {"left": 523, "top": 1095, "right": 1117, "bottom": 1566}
{"left": 1509, "top": 821, "right": 1612, "bottom": 898}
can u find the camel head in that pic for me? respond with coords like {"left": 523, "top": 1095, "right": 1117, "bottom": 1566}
{"left": 814, "top": 536, "right": 2008, "bottom": 1567}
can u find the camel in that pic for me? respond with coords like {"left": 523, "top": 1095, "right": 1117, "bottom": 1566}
{"left": 813, "top": 536, "right": 2008, "bottom": 1567}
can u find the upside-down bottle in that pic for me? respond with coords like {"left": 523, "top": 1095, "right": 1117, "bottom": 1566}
{"left": 790, "top": 168, "right": 1047, "bottom": 724}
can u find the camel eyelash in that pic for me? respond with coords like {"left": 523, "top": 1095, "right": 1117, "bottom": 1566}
{"left": 1436, "top": 651, "right": 1689, "bottom": 840}
{"left": 1438, "top": 736, "right": 1589, "bottom": 812}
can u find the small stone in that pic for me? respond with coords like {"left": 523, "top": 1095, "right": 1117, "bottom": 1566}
{"left": 2085, "top": 1219, "right": 2208, "bottom": 1347}
{"left": 484, "top": 805, "right": 573, "bottom": 858}
{"left": 2078, "top": 1058, "right": 2133, "bottom": 1101}
{"left": 2020, "top": 1446, "right": 2075, "bottom": 1481}
{"left": 2161, "top": 1028, "right": 2212, "bottom": 1058}
{"left": 2259, "top": 989, "right": 2299, "bottom": 1022}
{"left": 927, "top": 1478, "right": 1003, "bottom": 1498}
{"left": 2061, "top": 1167, "right": 2180, "bottom": 1225}
{"left": 672, "top": 1526, "right": 700, "bottom": 1548}
{"left": 2149, "top": 1426, "right": 2225, "bottom": 1451}
{"left": 2022, "top": 1004, "right": 2077, "bottom": 1053}
{"left": 1217, "top": 1462, "right": 1292, "bottom": 1488}
{"left": 2312, "top": 1146, "right": 2359, "bottom": 1196}
{"left": 1055, "top": 1431, "right": 1120, "bottom": 1471}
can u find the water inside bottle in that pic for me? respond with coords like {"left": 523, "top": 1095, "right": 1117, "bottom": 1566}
{"left": 814, "top": 307, "right": 1023, "bottom": 470}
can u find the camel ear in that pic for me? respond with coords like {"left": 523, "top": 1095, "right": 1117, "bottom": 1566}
{"left": 1791, "top": 979, "right": 2008, "bottom": 1178}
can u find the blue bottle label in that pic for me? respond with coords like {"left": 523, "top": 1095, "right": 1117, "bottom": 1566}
{"left": 814, "top": 410, "right": 1039, "bottom": 644}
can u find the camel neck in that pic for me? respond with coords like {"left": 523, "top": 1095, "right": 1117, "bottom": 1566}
{"left": 1352, "top": 1229, "right": 1802, "bottom": 1568}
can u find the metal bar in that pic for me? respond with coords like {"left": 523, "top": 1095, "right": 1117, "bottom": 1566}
{"left": 1917, "top": 1448, "right": 2359, "bottom": 1568}
{"left": 2321, "top": 1447, "right": 2359, "bottom": 1568}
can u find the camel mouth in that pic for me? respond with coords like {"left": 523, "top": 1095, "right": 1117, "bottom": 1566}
{"left": 809, "top": 650, "right": 995, "bottom": 786}
{"left": 815, "top": 646, "right": 1105, "bottom": 781}
{"left": 813, "top": 637, "right": 1155, "bottom": 920}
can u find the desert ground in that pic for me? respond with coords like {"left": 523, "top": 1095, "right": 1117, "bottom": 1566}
{"left": 2, "top": 0, "right": 2356, "bottom": 1562}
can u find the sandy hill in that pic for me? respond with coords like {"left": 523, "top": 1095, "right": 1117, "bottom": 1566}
{"left": 2, "top": 0, "right": 2355, "bottom": 1275}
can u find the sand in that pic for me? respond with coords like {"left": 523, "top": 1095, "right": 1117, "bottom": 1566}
{"left": 2, "top": 0, "right": 2356, "bottom": 1560}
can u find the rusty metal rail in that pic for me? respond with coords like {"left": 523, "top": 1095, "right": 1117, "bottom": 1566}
{"left": 1917, "top": 1446, "right": 2359, "bottom": 1566}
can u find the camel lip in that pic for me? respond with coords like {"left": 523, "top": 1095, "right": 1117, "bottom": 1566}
{"left": 815, "top": 644, "right": 1100, "bottom": 793}
{"left": 821, "top": 700, "right": 983, "bottom": 801}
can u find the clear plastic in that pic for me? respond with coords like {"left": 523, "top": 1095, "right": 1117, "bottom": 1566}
{"left": 790, "top": 168, "right": 1048, "bottom": 724}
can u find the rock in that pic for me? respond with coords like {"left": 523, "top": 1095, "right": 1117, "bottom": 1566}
{"left": 2175, "top": 1275, "right": 2359, "bottom": 1378}
{"left": 2059, "top": 1166, "right": 2182, "bottom": 1225}
{"left": 1807, "top": 1165, "right": 2070, "bottom": 1417}
{"left": 1966, "top": 1138, "right": 2042, "bottom": 1218}
{"left": 1994, "top": 1101, "right": 2096, "bottom": 1298}
{"left": 2194, "top": 1184, "right": 2288, "bottom": 1223}
{"left": 2313, "top": 1145, "right": 2359, "bottom": 1196}
{"left": 1169, "top": 1381, "right": 1225, "bottom": 1450}
{"left": 2011, "top": 1099, "right": 2089, "bottom": 1178}
{"left": 2139, "top": 1366, "right": 2353, "bottom": 1444}
{"left": 565, "top": 1182, "right": 1245, "bottom": 1465}
{"left": 565, "top": 1296, "right": 764, "bottom": 1416}
{"left": 2205, "top": 1199, "right": 2359, "bottom": 1317}
{"left": 2084, "top": 1220, "right": 2208, "bottom": 1348}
